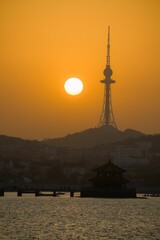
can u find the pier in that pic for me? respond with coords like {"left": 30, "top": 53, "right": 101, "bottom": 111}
{"left": 0, "top": 183, "right": 82, "bottom": 197}
{"left": 1, "top": 183, "right": 159, "bottom": 198}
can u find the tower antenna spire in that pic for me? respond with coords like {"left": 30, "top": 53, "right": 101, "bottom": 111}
{"left": 107, "top": 25, "right": 110, "bottom": 66}
{"left": 98, "top": 26, "right": 117, "bottom": 129}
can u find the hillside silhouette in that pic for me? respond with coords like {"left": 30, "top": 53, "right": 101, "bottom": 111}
{"left": 0, "top": 130, "right": 160, "bottom": 189}
{"left": 45, "top": 126, "right": 144, "bottom": 148}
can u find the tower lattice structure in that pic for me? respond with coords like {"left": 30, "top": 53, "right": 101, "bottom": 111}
{"left": 98, "top": 26, "right": 117, "bottom": 129}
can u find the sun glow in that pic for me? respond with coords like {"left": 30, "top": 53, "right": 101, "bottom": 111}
{"left": 64, "top": 78, "right": 83, "bottom": 95}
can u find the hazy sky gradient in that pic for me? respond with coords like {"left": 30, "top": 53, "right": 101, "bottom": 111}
{"left": 0, "top": 0, "right": 160, "bottom": 139}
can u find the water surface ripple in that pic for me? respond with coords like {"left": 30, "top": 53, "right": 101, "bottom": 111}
{"left": 0, "top": 194, "right": 160, "bottom": 239}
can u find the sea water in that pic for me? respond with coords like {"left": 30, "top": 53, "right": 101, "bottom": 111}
{"left": 0, "top": 193, "right": 160, "bottom": 240}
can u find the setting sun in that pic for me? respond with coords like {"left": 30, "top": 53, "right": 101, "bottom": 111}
{"left": 64, "top": 77, "right": 83, "bottom": 96}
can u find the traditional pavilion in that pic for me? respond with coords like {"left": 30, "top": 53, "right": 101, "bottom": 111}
{"left": 81, "top": 159, "right": 136, "bottom": 198}
{"left": 91, "top": 159, "right": 129, "bottom": 189}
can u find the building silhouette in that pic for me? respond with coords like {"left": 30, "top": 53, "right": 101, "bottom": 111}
{"left": 91, "top": 159, "right": 129, "bottom": 189}
{"left": 98, "top": 26, "right": 117, "bottom": 129}
{"left": 81, "top": 159, "right": 136, "bottom": 198}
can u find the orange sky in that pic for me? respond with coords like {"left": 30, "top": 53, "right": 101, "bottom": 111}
{"left": 0, "top": 0, "right": 160, "bottom": 139}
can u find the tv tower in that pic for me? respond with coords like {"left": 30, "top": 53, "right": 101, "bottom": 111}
{"left": 98, "top": 26, "right": 117, "bottom": 129}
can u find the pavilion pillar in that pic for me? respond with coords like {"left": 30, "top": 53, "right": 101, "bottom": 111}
{"left": 0, "top": 190, "right": 4, "bottom": 197}
{"left": 70, "top": 191, "right": 74, "bottom": 197}
{"left": 53, "top": 191, "right": 57, "bottom": 196}
{"left": 35, "top": 191, "right": 40, "bottom": 197}
{"left": 17, "top": 191, "right": 22, "bottom": 197}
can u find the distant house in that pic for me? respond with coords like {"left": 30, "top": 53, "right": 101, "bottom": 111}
{"left": 112, "top": 142, "right": 151, "bottom": 167}
{"left": 7, "top": 160, "right": 14, "bottom": 169}
{"left": 63, "top": 166, "right": 86, "bottom": 177}
{"left": 0, "top": 159, "right": 5, "bottom": 171}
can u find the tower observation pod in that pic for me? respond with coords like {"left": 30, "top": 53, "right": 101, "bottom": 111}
{"left": 98, "top": 26, "right": 117, "bottom": 129}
